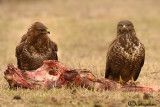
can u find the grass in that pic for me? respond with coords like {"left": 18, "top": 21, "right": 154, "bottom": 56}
{"left": 0, "top": 0, "right": 160, "bottom": 106}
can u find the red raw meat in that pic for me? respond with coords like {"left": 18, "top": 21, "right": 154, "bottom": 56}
{"left": 4, "top": 60, "right": 160, "bottom": 92}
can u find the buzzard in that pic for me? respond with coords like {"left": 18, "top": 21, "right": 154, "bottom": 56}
{"left": 105, "top": 20, "right": 145, "bottom": 85}
{"left": 16, "top": 22, "right": 58, "bottom": 70}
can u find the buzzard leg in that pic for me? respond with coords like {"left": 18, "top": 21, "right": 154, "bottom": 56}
{"left": 130, "top": 76, "right": 140, "bottom": 86}
{"left": 117, "top": 75, "right": 125, "bottom": 85}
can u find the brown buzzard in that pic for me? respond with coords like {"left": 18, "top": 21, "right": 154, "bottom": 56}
{"left": 16, "top": 22, "right": 58, "bottom": 70}
{"left": 105, "top": 20, "right": 145, "bottom": 85}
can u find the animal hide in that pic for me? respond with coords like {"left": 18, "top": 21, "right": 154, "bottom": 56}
{"left": 4, "top": 60, "right": 160, "bottom": 92}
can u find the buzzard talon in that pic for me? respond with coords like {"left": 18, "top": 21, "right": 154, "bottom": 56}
{"left": 117, "top": 75, "right": 125, "bottom": 85}
{"left": 130, "top": 76, "right": 140, "bottom": 86}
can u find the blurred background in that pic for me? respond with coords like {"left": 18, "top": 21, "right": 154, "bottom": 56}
{"left": 0, "top": 0, "right": 160, "bottom": 82}
{"left": 0, "top": 0, "right": 160, "bottom": 106}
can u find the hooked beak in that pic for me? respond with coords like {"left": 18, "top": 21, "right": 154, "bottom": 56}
{"left": 46, "top": 29, "right": 50, "bottom": 34}
{"left": 121, "top": 25, "right": 128, "bottom": 31}
{"left": 123, "top": 25, "right": 126, "bottom": 29}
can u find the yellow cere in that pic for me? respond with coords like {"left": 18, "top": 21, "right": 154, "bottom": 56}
{"left": 123, "top": 25, "right": 126, "bottom": 28}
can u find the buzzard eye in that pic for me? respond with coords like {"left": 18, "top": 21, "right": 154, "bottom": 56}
{"left": 40, "top": 29, "right": 45, "bottom": 31}
{"left": 127, "top": 24, "right": 132, "bottom": 26}
{"left": 119, "top": 25, "right": 123, "bottom": 27}
{"left": 38, "top": 29, "right": 45, "bottom": 31}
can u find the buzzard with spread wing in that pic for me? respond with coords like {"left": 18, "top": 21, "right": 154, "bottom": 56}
{"left": 16, "top": 22, "right": 58, "bottom": 70}
{"left": 105, "top": 20, "right": 145, "bottom": 85}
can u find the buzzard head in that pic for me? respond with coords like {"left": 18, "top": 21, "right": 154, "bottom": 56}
{"left": 117, "top": 20, "right": 135, "bottom": 34}
{"left": 28, "top": 22, "right": 50, "bottom": 36}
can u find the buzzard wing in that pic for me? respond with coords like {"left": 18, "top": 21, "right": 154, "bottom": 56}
{"left": 16, "top": 34, "right": 28, "bottom": 57}
{"left": 105, "top": 58, "right": 111, "bottom": 78}
{"left": 49, "top": 40, "right": 58, "bottom": 60}
{"left": 20, "top": 34, "right": 28, "bottom": 43}
{"left": 134, "top": 48, "right": 145, "bottom": 81}
{"left": 15, "top": 42, "right": 25, "bottom": 68}
{"left": 15, "top": 42, "right": 25, "bottom": 57}
{"left": 105, "top": 39, "right": 117, "bottom": 78}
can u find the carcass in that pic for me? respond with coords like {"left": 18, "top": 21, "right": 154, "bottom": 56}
{"left": 4, "top": 60, "right": 160, "bottom": 92}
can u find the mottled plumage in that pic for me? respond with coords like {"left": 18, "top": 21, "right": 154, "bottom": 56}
{"left": 105, "top": 20, "right": 145, "bottom": 83}
{"left": 16, "top": 22, "right": 58, "bottom": 70}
